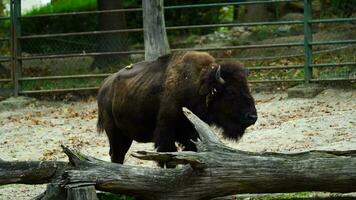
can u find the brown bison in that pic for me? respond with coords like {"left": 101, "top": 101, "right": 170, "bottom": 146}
{"left": 97, "top": 51, "right": 257, "bottom": 166}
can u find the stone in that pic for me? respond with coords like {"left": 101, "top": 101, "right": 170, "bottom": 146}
{"left": 232, "top": 26, "right": 246, "bottom": 33}
{"left": 277, "top": 25, "right": 292, "bottom": 35}
{"left": 280, "top": 13, "right": 304, "bottom": 21}
{"left": 288, "top": 84, "right": 324, "bottom": 98}
{"left": 239, "top": 31, "right": 252, "bottom": 40}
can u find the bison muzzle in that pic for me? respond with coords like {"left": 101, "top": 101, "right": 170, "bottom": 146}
{"left": 97, "top": 51, "right": 257, "bottom": 167}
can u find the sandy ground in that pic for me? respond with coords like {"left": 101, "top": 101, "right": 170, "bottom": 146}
{"left": 0, "top": 88, "right": 355, "bottom": 200}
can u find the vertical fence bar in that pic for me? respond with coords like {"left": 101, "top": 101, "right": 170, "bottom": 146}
{"left": 10, "top": 0, "right": 21, "bottom": 96}
{"left": 10, "top": 0, "right": 15, "bottom": 95}
{"left": 303, "top": 0, "right": 312, "bottom": 83}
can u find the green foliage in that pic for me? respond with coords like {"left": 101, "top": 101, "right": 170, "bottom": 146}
{"left": 20, "top": 0, "right": 230, "bottom": 54}
{"left": 0, "top": 5, "right": 10, "bottom": 55}
{"left": 164, "top": 0, "right": 226, "bottom": 36}
{"left": 313, "top": 47, "right": 356, "bottom": 80}
{"left": 237, "top": 5, "right": 247, "bottom": 19}
{"left": 26, "top": 0, "right": 96, "bottom": 15}
{"left": 218, "top": 6, "right": 234, "bottom": 22}
{"left": 21, "top": 78, "right": 103, "bottom": 91}
{"left": 217, "top": 6, "right": 234, "bottom": 32}
{"left": 22, "top": 0, "right": 97, "bottom": 34}
{"left": 21, "top": 0, "right": 140, "bottom": 54}
{"left": 0, "top": 1, "right": 5, "bottom": 16}
{"left": 252, "top": 25, "right": 278, "bottom": 41}
{"left": 320, "top": 0, "right": 356, "bottom": 17}
{"left": 21, "top": 0, "right": 97, "bottom": 54}
{"left": 248, "top": 192, "right": 312, "bottom": 200}
{"left": 0, "top": 0, "right": 10, "bottom": 37}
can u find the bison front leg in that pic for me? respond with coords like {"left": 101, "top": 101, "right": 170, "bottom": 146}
{"left": 154, "top": 126, "right": 178, "bottom": 168}
{"left": 154, "top": 107, "right": 180, "bottom": 168}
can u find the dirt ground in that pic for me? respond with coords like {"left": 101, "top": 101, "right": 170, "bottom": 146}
{"left": 0, "top": 88, "right": 355, "bottom": 200}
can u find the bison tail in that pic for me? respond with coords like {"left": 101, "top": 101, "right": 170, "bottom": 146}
{"left": 97, "top": 106, "right": 105, "bottom": 133}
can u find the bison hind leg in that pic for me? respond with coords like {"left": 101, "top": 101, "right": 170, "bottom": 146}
{"left": 105, "top": 124, "right": 133, "bottom": 164}
{"left": 110, "top": 133, "right": 133, "bottom": 164}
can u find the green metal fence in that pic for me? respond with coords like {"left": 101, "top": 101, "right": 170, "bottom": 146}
{"left": 0, "top": 0, "right": 355, "bottom": 96}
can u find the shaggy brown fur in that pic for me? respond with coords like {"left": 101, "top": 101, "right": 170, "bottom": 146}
{"left": 97, "top": 51, "right": 257, "bottom": 166}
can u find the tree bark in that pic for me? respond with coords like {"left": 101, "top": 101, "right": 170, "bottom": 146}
{"left": 1, "top": 108, "right": 356, "bottom": 200}
{"left": 0, "top": 63, "right": 10, "bottom": 79}
{"left": 142, "top": 0, "right": 170, "bottom": 61}
{"left": 244, "top": 4, "right": 270, "bottom": 22}
{"left": 91, "top": 0, "right": 128, "bottom": 70}
{"left": 67, "top": 186, "right": 99, "bottom": 200}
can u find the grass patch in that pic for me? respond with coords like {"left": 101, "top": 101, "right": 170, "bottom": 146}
{"left": 97, "top": 192, "right": 134, "bottom": 200}
{"left": 256, "top": 192, "right": 311, "bottom": 200}
{"left": 21, "top": 78, "right": 104, "bottom": 91}
{"left": 25, "top": 0, "right": 96, "bottom": 15}
{"left": 312, "top": 47, "right": 356, "bottom": 80}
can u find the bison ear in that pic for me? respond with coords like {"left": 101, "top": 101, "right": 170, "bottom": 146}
{"left": 198, "top": 66, "right": 226, "bottom": 95}
{"left": 198, "top": 67, "right": 215, "bottom": 95}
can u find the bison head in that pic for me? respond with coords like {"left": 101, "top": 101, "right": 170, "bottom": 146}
{"left": 205, "top": 62, "right": 257, "bottom": 139}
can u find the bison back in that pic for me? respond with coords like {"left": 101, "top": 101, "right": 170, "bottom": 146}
{"left": 97, "top": 55, "right": 171, "bottom": 142}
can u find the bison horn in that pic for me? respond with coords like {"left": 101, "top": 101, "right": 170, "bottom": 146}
{"left": 215, "top": 65, "right": 225, "bottom": 84}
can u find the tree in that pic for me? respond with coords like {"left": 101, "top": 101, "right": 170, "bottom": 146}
{"left": 244, "top": 4, "right": 270, "bottom": 22}
{"left": 91, "top": 0, "right": 128, "bottom": 70}
{"left": 142, "top": 0, "right": 170, "bottom": 61}
{"left": 0, "top": 0, "right": 9, "bottom": 16}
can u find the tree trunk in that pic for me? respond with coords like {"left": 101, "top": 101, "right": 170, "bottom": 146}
{"left": 142, "top": 0, "right": 170, "bottom": 61}
{"left": 244, "top": 4, "right": 270, "bottom": 22}
{"left": 91, "top": 0, "right": 128, "bottom": 70}
{"left": 1, "top": 108, "right": 356, "bottom": 200}
{"left": 0, "top": 63, "right": 10, "bottom": 78}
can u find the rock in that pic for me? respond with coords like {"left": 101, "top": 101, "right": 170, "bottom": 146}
{"left": 129, "top": 54, "right": 144, "bottom": 63}
{"left": 0, "top": 96, "right": 36, "bottom": 112}
{"left": 289, "top": 2, "right": 303, "bottom": 10}
{"left": 277, "top": 25, "right": 292, "bottom": 35}
{"left": 232, "top": 26, "right": 246, "bottom": 33}
{"left": 288, "top": 84, "right": 324, "bottom": 98}
{"left": 280, "top": 13, "right": 304, "bottom": 21}
{"left": 239, "top": 31, "right": 252, "bottom": 40}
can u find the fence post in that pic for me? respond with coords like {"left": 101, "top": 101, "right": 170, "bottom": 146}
{"left": 303, "top": 0, "right": 312, "bottom": 83}
{"left": 10, "top": 0, "right": 21, "bottom": 96}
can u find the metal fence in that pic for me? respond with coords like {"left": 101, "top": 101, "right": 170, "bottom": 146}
{"left": 0, "top": 0, "right": 355, "bottom": 96}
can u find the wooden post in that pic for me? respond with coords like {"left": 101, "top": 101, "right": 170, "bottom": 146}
{"left": 39, "top": 184, "right": 67, "bottom": 200}
{"left": 67, "top": 186, "right": 99, "bottom": 200}
{"left": 142, "top": 0, "right": 170, "bottom": 61}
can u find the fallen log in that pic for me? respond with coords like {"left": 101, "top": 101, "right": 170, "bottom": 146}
{"left": 0, "top": 108, "right": 356, "bottom": 200}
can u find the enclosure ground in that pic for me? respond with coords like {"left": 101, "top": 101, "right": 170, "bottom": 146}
{"left": 0, "top": 88, "right": 355, "bottom": 200}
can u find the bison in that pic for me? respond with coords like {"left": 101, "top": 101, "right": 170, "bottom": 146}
{"left": 97, "top": 51, "right": 257, "bottom": 166}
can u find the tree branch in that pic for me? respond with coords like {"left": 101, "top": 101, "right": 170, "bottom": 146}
{"left": 182, "top": 107, "right": 223, "bottom": 152}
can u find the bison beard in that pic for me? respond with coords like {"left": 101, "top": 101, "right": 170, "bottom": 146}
{"left": 97, "top": 51, "right": 257, "bottom": 167}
